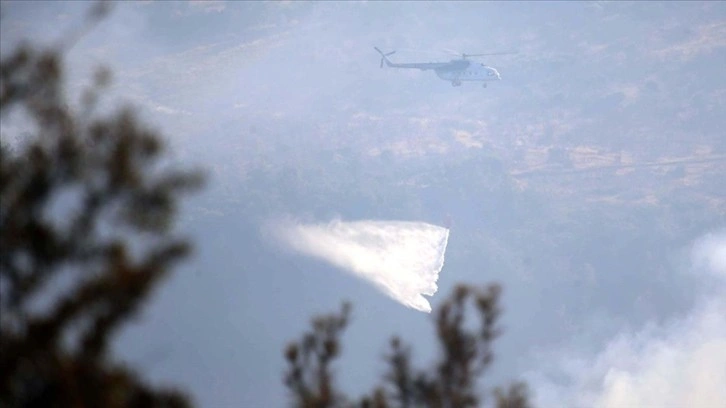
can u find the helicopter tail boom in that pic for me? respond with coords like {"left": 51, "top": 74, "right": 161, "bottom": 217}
{"left": 374, "top": 47, "right": 450, "bottom": 71}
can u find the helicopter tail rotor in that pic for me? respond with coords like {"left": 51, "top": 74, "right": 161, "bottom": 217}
{"left": 374, "top": 46, "right": 396, "bottom": 68}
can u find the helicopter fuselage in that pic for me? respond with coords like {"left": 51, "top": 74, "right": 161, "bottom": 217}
{"left": 434, "top": 61, "right": 501, "bottom": 86}
{"left": 374, "top": 47, "right": 503, "bottom": 88}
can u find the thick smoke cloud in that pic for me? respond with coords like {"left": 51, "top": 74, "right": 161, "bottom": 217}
{"left": 528, "top": 231, "right": 726, "bottom": 408}
{"left": 267, "top": 219, "right": 450, "bottom": 313}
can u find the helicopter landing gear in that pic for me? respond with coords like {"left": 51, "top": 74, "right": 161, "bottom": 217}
{"left": 451, "top": 80, "right": 461, "bottom": 87}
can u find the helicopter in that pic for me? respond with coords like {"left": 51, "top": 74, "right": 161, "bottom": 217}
{"left": 374, "top": 46, "right": 515, "bottom": 88}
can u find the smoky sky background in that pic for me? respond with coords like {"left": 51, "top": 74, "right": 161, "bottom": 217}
{"left": 2, "top": 1, "right": 725, "bottom": 407}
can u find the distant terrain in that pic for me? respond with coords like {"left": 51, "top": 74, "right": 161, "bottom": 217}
{"left": 4, "top": 2, "right": 723, "bottom": 407}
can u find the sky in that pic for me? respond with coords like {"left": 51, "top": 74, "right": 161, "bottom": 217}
{"left": 2, "top": 1, "right": 726, "bottom": 407}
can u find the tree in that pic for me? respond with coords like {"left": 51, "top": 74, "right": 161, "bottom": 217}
{"left": 283, "top": 284, "right": 532, "bottom": 408}
{"left": 1, "top": 5, "right": 533, "bottom": 407}
{"left": 0, "top": 5, "right": 203, "bottom": 407}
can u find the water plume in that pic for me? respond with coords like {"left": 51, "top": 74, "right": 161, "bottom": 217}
{"left": 269, "top": 218, "right": 450, "bottom": 313}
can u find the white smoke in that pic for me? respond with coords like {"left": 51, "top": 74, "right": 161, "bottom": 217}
{"left": 691, "top": 232, "right": 726, "bottom": 279}
{"left": 528, "top": 230, "right": 726, "bottom": 408}
{"left": 267, "top": 218, "right": 450, "bottom": 313}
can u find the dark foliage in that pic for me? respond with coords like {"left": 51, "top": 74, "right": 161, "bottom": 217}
{"left": 1, "top": 5, "right": 533, "bottom": 407}
{"left": 0, "top": 7, "right": 203, "bottom": 407}
{"left": 284, "top": 284, "right": 532, "bottom": 408}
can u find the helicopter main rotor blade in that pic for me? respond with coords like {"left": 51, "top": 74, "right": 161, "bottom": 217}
{"left": 442, "top": 48, "right": 462, "bottom": 57}
{"left": 443, "top": 49, "right": 519, "bottom": 59}
{"left": 464, "top": 51, "right": 519, "bottom": 57}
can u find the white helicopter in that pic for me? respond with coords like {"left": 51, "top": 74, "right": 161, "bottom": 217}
{"left": 374, "top": 47, "right": 515, "bottom": 88}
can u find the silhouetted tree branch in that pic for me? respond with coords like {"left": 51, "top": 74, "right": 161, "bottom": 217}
{"left": 0, "top": 4, "right": 203, "bottom": 407}
{"left": 284, "top": 284, "right": 532, "bottom": 408}
{"left": 284, "top": 302, "right": 352, "bottom": 408}
{"left": 493, "top": 382, "right": 531, "bottom": 408}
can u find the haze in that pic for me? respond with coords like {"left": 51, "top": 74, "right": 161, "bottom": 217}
{"left": 1, "top": 1, "right": 725, "bottom": 407}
